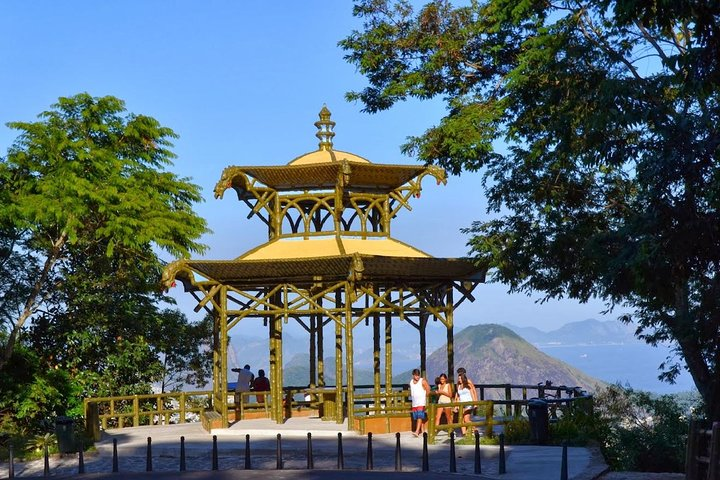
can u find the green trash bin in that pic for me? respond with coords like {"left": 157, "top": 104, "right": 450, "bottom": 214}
{"left": 55, "top": 416, "right": 75, "bottom": 453}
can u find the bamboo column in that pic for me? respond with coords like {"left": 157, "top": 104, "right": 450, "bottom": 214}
{"left": 335, "top": 291, "right": 343, "bottom": 422}
{"left": 384, "top": 310, "right": 392, "bottom": 392}
{"left": 345, "top": 292, "right": 355, "bottom": 429}
{"left": 419, "top": 307, "right": 428, "bottom": 379}
{"left": 310, "top": 314, "right": 317, "bottom": 388}
{"left": 373, "top": 313, "right": 381, "bottom": 399}
{"left": 446, "top": 287, "right": 455, "bottom": 383}
{"left": 218, "top": 287, "right": 229, "bottom": 427}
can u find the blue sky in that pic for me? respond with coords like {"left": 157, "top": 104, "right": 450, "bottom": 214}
{"left": 1, "top": 1, "right": 624, "bottom": 333}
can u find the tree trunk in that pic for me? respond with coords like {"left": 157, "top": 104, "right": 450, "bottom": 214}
{"left": 0, "top": 231, "right": 67, "bottom": 370}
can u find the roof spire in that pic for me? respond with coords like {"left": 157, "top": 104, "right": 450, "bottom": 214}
{"left": 314, "top": 105, "right": 335, "bottom": 151}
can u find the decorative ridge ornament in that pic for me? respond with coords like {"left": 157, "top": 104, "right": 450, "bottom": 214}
{"left": 314, "top": 105, "right": 336, "bottom": 152}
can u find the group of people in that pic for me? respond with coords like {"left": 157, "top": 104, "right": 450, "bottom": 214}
{"left": 409, "top": 367, "right": 477, "bottom": 437}
{"left": 232, "top": 364, "right": 271, "bottom": 403}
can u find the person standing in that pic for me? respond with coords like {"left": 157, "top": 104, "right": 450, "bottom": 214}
{"left": 434, "top": 373, "right": 454, "bottom": 428}
{"left": 232, "top": 364, "right": 254, "bottom": 405}
{"left": 409, "top": 368, "right": 431, "bottom": 437}
{"left": 455, "top": 372, "right": 478, "bottom": 436}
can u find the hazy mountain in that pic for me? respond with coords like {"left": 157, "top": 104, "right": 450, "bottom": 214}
{"left": 396, "top": 324, "right": 604, "bottom": 394}
{"left": 503, "top": 318, "right": 640, "bottom": 346}
{"left": 281, "top": 353, "right": 376, "bottom": 387}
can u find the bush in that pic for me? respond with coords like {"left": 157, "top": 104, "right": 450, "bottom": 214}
{"left": 593, "top": 385, "right": 690, "bottom": 472}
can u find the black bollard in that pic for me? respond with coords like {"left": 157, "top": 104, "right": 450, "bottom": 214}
{"left": 44, "top": 443, "right": 49, "bottom": 477}
{"left": 449, "top": 431, "right": 457, "bottom": 473}
{"left": 146, "top": 437, "right": 152, "bottom": 472}
{"left": 422, "top": 432, "right": 429, "bottom": 471}
{"left": 394, "top": 432, "right": 402, "bottom": 471}
{"left": 245, "top": 434, "right": 252, "bottom": 470}
{"left": 78, "top": 440, "right": 85, "bottom": 474}
{"left": 112, "top": 438, "right": 119, "bottom": 472}
{"left": 474, "top": 430, "right": 482, "bottom": 474}
{"left": 212, "top": 435, "right": 218, "bottom": 470}
{"left": 561, "top": 442, "right": 568, "bottom": 480}
{"left": 276, "top": 433, "right": 283, "bottom": 469}
{"left": 366, "top": 432, "right": 373, "bottom": 470}
{"left": 337, "top": 432, "right": 344, "bottom": 470}
{"left": 8, "top": 444, "right": 14, "bottom": 478}
{"left": 307, "top": 432, "right": 314, "bottom": 470}
{"left": 499, "top": 433, "right": 506, "bottom": 474}
{"left": 180, "top": 436, "right": 186, "bottom": 471}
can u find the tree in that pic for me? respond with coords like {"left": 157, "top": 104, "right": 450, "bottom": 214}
{"left": 0, "top": 93, "right": 208, "bottom": 372}
{"left": 341, "top": 1, "right": 720, "bottom": 419}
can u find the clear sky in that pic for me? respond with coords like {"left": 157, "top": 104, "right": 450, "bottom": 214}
{"left": 1, "top": 1, "right": 625, "bottom": 333}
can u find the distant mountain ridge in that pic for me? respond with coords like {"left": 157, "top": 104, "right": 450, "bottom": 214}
{"left": 503, "top": 318, "right": 640, "bottom": 346}
{"left": 399, "top": 324, "right": 604, "bottom": 394}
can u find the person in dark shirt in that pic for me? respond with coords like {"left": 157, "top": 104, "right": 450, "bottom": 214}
{"left": 252, "top": 369, "right": 270, "bottom": 403}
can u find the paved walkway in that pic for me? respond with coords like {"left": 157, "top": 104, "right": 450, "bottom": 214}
{"left": 2, "top": 418, "right": 612, "bottom": 479}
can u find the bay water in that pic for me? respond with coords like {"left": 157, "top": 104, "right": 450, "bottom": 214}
{"left": 539, "top": 342, "right": 696, "bottom": 394}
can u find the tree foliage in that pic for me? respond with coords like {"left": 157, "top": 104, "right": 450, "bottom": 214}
{"left": 342, "top": 0, "right": 720, "bottom": 419}
{"left": 0, "top": 95, "right": 213, "bottom": 434}
{"left": 0, "top": 93, "right": 208, "bottom": 370}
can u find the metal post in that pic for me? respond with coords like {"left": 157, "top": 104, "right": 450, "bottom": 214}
{"left": 307, "top": 432, "right": 314, "bottom": 469}
{"left": 395, "top": 432, "right": 402, "bottom": 471}
{"left": 337, "top": 432, "right": 344, "bottom": 470}
{"left": 449, "top": 431, "right": 457, "bottom": 473}
{"left": 180, "top": 436, "right": 186, "bottom": 471}
{"left": 78, "top": 440, "right": 85, "bottom": 474}
{"left": 422, "top": 432, "right": 429, "bottom": 471}
{"left": 8, "top": 445, "right": 14, "bottom": 478}
{"left": 366, "top": 432, "right": 374, "bottom": 470}
{"left": 112, "top": 438, "right": 118, "bottom": 472}
{"left": 44, "top": 443, "right": 49, "bottom": 477}
{"left": 245, "top": 434, "right": 252, "bottom": 470}
{"left": 146, "top": 437, "right": 152, "bottom": 472}
{"left": 474, "top": 430, "right": 482, "bottom": 474}
{"left": 499, "top": 433, "right": 506, "bottom": 474}
{"left": 561, "top": 442, "right": 568, "bottom": 480}
{"left": 212, "top": 435, "right": 218, "bottom": 470}
{"left": 276, "top": 433, "right": 283, "bottom": 469}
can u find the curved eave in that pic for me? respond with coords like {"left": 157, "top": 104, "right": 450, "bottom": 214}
{"left": 223, "top": 162, "right": 431, "bottom": 191}
{"left": 164, "top": 255, "right": 486, "bottom": 291}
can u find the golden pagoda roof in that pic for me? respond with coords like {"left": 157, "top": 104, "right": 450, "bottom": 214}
{"left": 238, "top": 237, "right": 430, "bottom": 261}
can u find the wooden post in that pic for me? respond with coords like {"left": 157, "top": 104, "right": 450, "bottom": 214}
{"left": 345, "top": 292, "right": 355, "bottom": 427}
{"left": 310, "top": 314, "right": 317, "bottom": 388}
{"left": 686, "top": 420, "right": 700, "bottom": 479}
{"left": 373, "top": 312, "right": 381, "bottom": 397}
{"left": 446, "top": 287, "right": 454, "bottom": 383}
{"left": 219, "top": 287, "right": 229, "bottom": 427}
{"left": 384, "top": 311, "right": 392, "bottom": 393}
{"left": 709, "top": 422, "right": 719, "bottom": 480}
{"left": 335, "top": 291, "right": 343, "bottom": 423}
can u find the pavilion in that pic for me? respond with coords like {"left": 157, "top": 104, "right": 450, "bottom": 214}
{"left": 162, "top": 107, "right": 486, "bottom": 430}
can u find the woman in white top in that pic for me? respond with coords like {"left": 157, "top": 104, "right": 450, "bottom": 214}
{"left": 454, "top": 372, "right": 478, "bottom": 436}
{"left": 434, "top": 373, "right": 454, "bottom": 428}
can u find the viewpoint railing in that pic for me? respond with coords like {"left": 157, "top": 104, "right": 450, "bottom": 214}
{"left": 84, "top": 382, "right": 591, "bottom": 443}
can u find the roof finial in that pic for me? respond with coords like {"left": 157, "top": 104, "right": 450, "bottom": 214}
{"left": 314, "top": 105, "right": 335, "bottom": 151}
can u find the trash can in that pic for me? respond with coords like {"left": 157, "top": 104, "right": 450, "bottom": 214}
{"left": 527, "top": 399, "right": 549, "bottom": 444}
{"left": 55, "top": 416, "right": 75, "bottom": 453}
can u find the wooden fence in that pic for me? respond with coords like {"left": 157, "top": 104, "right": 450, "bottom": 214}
{"left": 686, "top": 420, "right": 720, "bottom": 480}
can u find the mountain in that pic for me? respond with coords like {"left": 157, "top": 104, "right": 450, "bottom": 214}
{"left": 503, "top": 318, "right": 640, "bottom": 346}
{"left": 282, "top": 353, "right": 376, "bottom": 387}
{"left": 396, "top": 324, "right": 604, "bottom": 394}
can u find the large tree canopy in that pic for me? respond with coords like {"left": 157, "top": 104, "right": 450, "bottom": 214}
{"left": 0, "top": 93, "right": 209, "bottom": 372}
{"left": 341, "top": 0, "right": 720, "bottom": 419}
